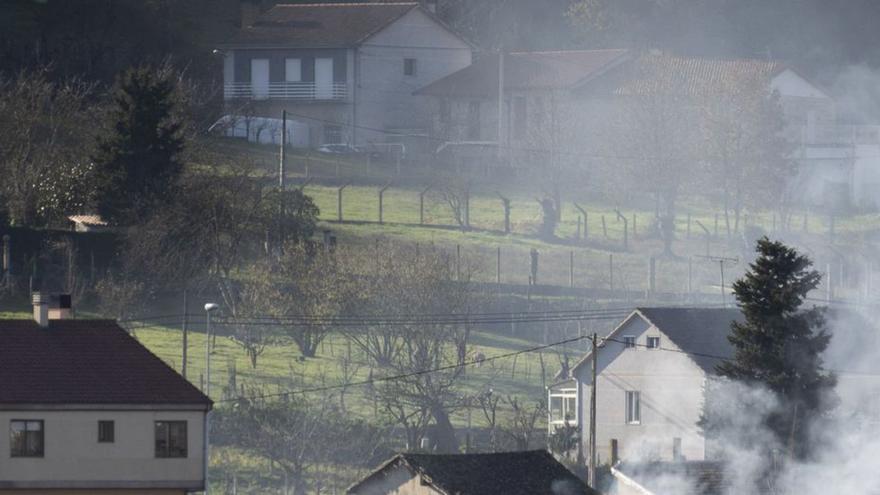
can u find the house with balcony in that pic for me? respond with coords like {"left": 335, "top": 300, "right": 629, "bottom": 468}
{"left": 553, "top": 307, "right": 879, "bottom": 473}
{"left": 217, "top": 2, "right": 472, "bottom": 150}
{"left": 0, "top": 294, "right": 212, "bottom": 494}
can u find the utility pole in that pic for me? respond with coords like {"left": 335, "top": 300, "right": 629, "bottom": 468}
{"left": 496, "top": 49, "right": 504, "bottom": 159}
{"left": 278, "top": 110, "right": 287, "bottom": 250}
{"left": 589, "top": 332, "right": 598, "bottom": 488}
{"left": 696, "top": 255, "right": 738, "bottom": 306}
{"left": 182, "top": 289, "right": 188, "bottom": 380}
{"left": 280, "top": 110, "right": 287, "bottom": 189}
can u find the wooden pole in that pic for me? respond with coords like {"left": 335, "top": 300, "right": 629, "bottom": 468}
{"left": 182, "top": 289, "right": 188, "bottom": 379}
{"left": 378, "top": 182, "right": 392, "bottom": 224}
{"left": 496, "top": 246, "right": 502, "bottom": 284}
{"left": 609, "top": 254, "right": 614, "bottom": 293}
{"left": 570, "top": 251, "right": 575, "bottom": 288}
{"left": 589, "top": 333, "right": 598, "bottom": 488}
{"left": 337, "top": 183, "right": 350, "bottom": 222}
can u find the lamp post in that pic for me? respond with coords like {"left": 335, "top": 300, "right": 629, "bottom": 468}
{"left": 203, "top": 303, "right": 218, "bottom": 495}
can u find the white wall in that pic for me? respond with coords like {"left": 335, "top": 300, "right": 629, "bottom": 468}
{"left": 0, "top": 409, "right": 205, "bottom": 490}
{"left": 575, "top": 315, "right": 708, "bottom": 465}
{"left": 355, "top": 8, "right": 472, "bottom": 147}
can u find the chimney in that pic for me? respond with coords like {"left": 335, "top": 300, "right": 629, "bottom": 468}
{"left": 239, "top": 0, "right": 260, "bottom": 28}
{"left": 423, "top": 0, "right": 437, "bottom": 13}
{"left": 32, "top": 292, "right": 49, "bottom": 328}
{"left": 48, "top": 293, "right": 72, "bottom": 320}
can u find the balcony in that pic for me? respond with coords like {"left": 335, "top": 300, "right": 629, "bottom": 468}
{"left": 224, "top": 82, "right": 348, "bottom": 101}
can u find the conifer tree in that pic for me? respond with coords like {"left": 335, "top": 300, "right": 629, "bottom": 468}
{"left": 717, "top": 237, "right": 836, "bottom": 459}
{"left": 93, "top": 66, "right": 184, "bottom": 225}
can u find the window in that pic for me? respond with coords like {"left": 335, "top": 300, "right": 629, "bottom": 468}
{"left": 250, "top": 58, "right": 270, "bottom": 100}
{"left": 467, "top": 101, "right": 481, "bottom": 140}
{"left": 10, "top": 420, "right": 43, "bottom": 457}
{"left": 404, "top": 58, "right": 417, "bottom": 76}
{"left": 323, "top": 125, "right": 343, "bottom": 144}
{"left": 626, "top": 391, "right": 641, "bottom": 424}
{"left": 623, "top": 335, "right": 636, "bottom": 349}
{"left": 285, "top": 58, "right": 302, "bottom": 82}
{"left": 548, "top": 388, "right": 578, "bottom": 425}
{"left": 155, "top": 421, "right": 187, "bottom": 458}
{"left": 647, "top": 336, "right": 661, "bottom": 349}
{"left": 98, "top": 420, "right": 115, "bottom": 443}
{"left": 512, "top": 96, "right": 527, "bottom": 140}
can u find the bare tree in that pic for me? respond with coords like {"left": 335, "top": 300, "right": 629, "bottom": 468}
{"left": 699, "top": 69, "right": 794, "bottom": 236}
{"left": 437, "top": 174, "right": 471, "bottom": 230}
{"left": 0, "top": 70, "right": 98, "bottom": 227}
{"left": 500, "top": 395, "right": 547, "bottom": 450}
{"left": 603, "top": 53, "right": 701, "bottom": 257}
{"left": 342, "top": 244, "right": 479, "bottom": 453}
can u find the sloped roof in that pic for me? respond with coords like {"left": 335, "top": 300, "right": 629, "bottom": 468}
{"left": 416, "top": 49, "right": 630, "bottom": 97}
{"left": 604, "top": 54, "right": 784, "bottom": 97}
{"left": 567, "top": 307, "right": 743, "bottom": 377}
{"left": 0, "top": 319, "right": 211, "bottom": 407}
{"left": 225, "top": 2, "right": 421, "bottom": 48}
{"left": 613, "top": 461, "right": 730, "bottom": 495}
{"left": 637, "top": 307, "right": 743, "bottom": 373}
{"left": 68, "top": 214, "right": 107, "bottom": 226}
{"left": 349, "top": 450, "right": 598, "bottom": 495}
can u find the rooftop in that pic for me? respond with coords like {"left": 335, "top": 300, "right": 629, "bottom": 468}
{"left": 0, "top": 319, "right": 211, "bottom": 408}
{"left": 225, "top": 2, "right": 420, "bottom": 48}
{"left": 349, "top": 450, "right": 598, "bottom": 495}
{"left": 613, "top": 461, "right": 729, "bottom": 495}
{"left": 416, "top": 49, "right": 630, "bottom": 97}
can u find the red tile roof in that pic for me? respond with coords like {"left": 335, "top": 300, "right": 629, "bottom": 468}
{"left": 225, "top": 2, "right": 420, "bottom": 48}
{"left": 610, "top": 53, "right": 784, "bottom": 96}
{"left": 0, "top": 319, "right": 211, "bottom": 408}
{"left": 416, "top": 49, "right": 630, "bottom": 97}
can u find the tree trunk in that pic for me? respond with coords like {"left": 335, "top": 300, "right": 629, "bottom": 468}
{"left": 430, "top": 404, "right": 459, "bottom": 453}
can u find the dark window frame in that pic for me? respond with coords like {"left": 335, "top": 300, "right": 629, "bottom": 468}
{"left": 623, "top": 335, "right": 636, "bottom": 349}
{"left": 155, "top": 421, "right": 188, "bottom": 458}
{"left": 404, "top": 58, "right": 417, "bottom": 76}
{"left": 647, "top": 336, "right": 661, "bottom": 349}
{"left": 98, "top": 420, "right": 115, "bottom": 443}
{"left": 10, "top": 419, "right": 44, "bottom": 457}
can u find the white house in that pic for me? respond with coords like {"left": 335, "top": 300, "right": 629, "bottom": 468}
{"left": 551, "top": 307, "right": 743, "bottom": 467}
{"left": 217, "top": 2, "right": 472, "bottom": 151}
{"left": 553, "top": 306, "right": 880, "bottom": 472}
{"left": 0, "top": 294, "right": 212, "bottom": 494}
{"left": 418, "top": 51, "right": 880, "bottom": 208}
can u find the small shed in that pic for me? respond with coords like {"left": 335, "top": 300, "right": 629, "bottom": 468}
{"left": 347, "top": 450, "right": 599, "bottom": 495}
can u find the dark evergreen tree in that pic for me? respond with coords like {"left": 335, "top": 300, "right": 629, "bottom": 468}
{"left": 717, "top": 237, "right": 836, "bottom": 459}
{"left": 93, "top": 66, "right": 184, "bottom": 225}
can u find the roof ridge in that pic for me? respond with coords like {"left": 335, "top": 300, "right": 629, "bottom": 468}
{"left": 510, "top": 48, "right": 628, "bottom": 55}
{"left": 274, "top": 2, "right": 418, "bottom": 7}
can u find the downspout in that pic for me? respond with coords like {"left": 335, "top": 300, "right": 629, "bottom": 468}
{"left": 203, "top": 407, "right": 210, "bottom": 494}
{"left": 575, "top": 374, "right": 585, "bottom": 466}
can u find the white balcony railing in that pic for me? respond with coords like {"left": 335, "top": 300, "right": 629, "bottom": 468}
{"left": 224, "top": 82, "right": 348, "bottom": 101}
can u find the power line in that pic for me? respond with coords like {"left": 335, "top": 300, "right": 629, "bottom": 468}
{"left": 213, "top": 333, "right": 590, "bottom": 404}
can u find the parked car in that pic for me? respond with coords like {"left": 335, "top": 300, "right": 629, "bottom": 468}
{"left": 316, "top": 143, "right": 382, "bottom": 159}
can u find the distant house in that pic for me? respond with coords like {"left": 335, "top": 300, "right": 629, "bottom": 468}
{"left": 553, "top": 307, "right": 878, "bottom": 468}
{"left": 0, "top": 293, "right": 212, "bottom": 493}
{"left": 217, "top": 2, "right": 472, "bottom": 151}
{"left": 67, "top": 214, "right": 109, "bottom": 232}
{"left": 418, "top": 50, "right": 880, "bottom": 208}
{"left": 347, "top": 450, "right": 598, "bottom": 495}
{"left": 611, "top": 461, "right": 729, "bottom": 495}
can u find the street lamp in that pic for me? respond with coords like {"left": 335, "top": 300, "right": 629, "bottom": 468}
{"left": 204, "top": 303, "right": 219, "bottom": 395}
{"left": 203, "top": 302, "right": 218, "bottom": 495}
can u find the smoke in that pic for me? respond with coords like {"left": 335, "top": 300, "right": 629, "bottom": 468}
{"left": 620, "top": 308, "right": 880, "bottom": 494}
{"left": 829, "top": 65, "right": 880, "bottom": 125}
